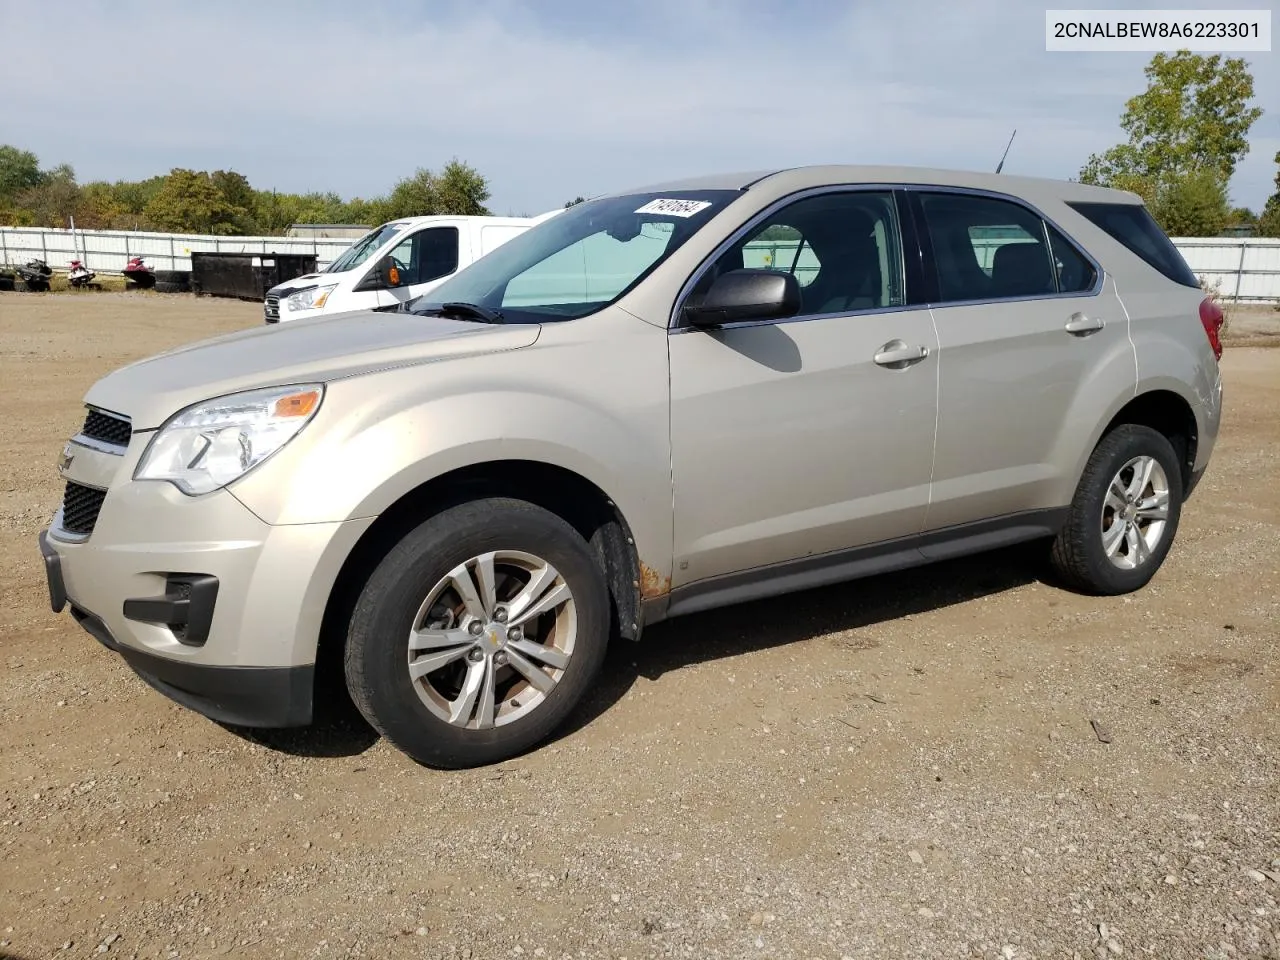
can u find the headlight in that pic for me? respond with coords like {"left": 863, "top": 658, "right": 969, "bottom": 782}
{"left": 285, "top": 284, "right": 337, "bottom": 312}
{"left": 135, "top": 385, "right": 324, "bottom": 495}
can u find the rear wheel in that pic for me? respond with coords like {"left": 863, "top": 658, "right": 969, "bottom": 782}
{"left": 1051, "top": 424, "right": 1183, "bottom": 594}
{"left": 344, "top": 498, "right": 610, "bottom": 768}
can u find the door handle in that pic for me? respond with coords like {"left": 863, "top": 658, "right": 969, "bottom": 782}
{"left": 1064, "top": 312, "right": 1105, "bottom": 336}
{"left": 874, "top": 339, "right": 929, "bottom": 368}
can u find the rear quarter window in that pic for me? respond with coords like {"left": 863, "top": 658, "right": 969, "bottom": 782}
{"left": 1067, "top": 201, "right": 1199, "bottom": 288}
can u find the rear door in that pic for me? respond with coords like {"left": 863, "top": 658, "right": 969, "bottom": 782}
{"left": 911, "top": 189, "right": 1136, "bottom": 532}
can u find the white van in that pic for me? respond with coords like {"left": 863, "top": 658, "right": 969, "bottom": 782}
{"left": 264, "top": 213, "right": 554, "bottom": 323}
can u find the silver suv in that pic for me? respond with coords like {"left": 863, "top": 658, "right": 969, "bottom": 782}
{"left": 39, "top": 166, "right": 1224, "bottom": 767}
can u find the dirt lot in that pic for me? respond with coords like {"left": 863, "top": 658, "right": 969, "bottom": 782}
{"left": 1, "top": 292, "right": 1277, "bottom": 960}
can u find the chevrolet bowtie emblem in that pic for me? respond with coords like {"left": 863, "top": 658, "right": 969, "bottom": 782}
{"left": 58, "top": 447, "right": 75, "bottom": 475}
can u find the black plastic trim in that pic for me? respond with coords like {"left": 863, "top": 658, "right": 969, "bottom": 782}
{"left": 902, "top": 190, "right": 941, "bottom": 304}
{"left": 38, "top": 529, "right": 67, "bottom": 613}
{"left": 659, "top": 509, "right": 1068, "bottom": 620}
{"left": 69, "top": 605, "right": 313, "bottom": 728}
{"left": 895, "top": 188, "right": 932, "bottom": 307}
{"left": 123, "top": 574, "right": 219, "bottom": 647}
{"left": 1185, "top": 466, "right": 1206, "bottom": 500}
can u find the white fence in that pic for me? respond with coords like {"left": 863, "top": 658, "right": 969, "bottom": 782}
{"left": 0, "top": 226, "right": 353, "bottom": 274}
{"left": 1, "top": 225, "right": 1278, "bottom": 303}
{"left": 1168, "top": 237, "right": 1280, "bottom": 304}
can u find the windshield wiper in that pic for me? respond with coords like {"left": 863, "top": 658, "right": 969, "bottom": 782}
{"left": 418, "top": 301, "right": 506, "bottom": 324}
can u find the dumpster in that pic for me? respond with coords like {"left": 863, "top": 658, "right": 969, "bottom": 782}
{"left": 191, "top": 252, "right": 319, "bottom": 301}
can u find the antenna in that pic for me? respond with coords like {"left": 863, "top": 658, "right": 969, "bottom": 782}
{"left": 995, "top": 129, "right": 1017, "bottom": 174}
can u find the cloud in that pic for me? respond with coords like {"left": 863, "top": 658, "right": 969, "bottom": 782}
{"left": 0, "top": 0, "right": 1274, "bottom": 213}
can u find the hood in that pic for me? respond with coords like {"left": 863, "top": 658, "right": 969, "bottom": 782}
{"left": 267, "top": 273, "right": 330, "bottom": 297}
{"left": 85, "top": 310, "right": 541, "bottom": 429}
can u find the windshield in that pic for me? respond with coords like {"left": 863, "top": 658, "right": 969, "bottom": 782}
{"left": 324, "top": 222, "right": 406, "bottom": 274}
{"left": 408, "top": 190, "right": 738, "bottom": 322}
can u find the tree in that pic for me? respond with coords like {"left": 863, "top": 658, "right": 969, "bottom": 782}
{"left": 13, "top": 164, "right": 81, "bottom": 228}
{"left": 0, "top": 145, "right": 41, "bottom": 201}
{"left": 1259, "top": 151, "right": 1280, "bottom": 238}
{"left": 432, "top": 160, "right": 491, "bottom": 216}
{"left": 1151, "top": 169, "right": 1229, "bottom": 237}
{"left": 564, "top": 196, "right": 586, "bottom": 208}
{"left": 77, "top": 182, "right": 130, "bottom": 229}
{"left": 209, "top": 170, "right": 258, "bottom": 233}
{"left": 1081, "top": 52, "right": 1264, "bottom": 187}
{"left": 380, "top": 161, "right": 491, "bottom": 220}
{"left": 144, "top": 169, "right": 246, "bottom": 234}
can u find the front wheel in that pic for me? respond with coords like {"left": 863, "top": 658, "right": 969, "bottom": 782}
{"left": 344, "top": 498, "right": 610, "bottom": 768}
{"left": 1051, "top": 424, "right": 1184, "bottom": 595}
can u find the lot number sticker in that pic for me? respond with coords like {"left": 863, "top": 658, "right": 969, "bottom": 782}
{"left": 634, "top": 198, "right": 712, "bottom": 218}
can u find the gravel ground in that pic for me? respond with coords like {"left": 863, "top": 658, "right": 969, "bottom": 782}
{"left": 1, "top": 292, "right": 1277, "bottom": 960}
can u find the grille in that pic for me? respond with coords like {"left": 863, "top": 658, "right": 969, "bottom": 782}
{"left": 264, "top": 295, "right": 280, "bottom": 323}
{"left": 82, "top": 409, "right": 131, "bottom": 447}
{"left": 61, "top": 482, "right": 106, "bottom": 536}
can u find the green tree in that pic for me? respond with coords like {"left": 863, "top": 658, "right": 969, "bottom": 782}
{"left": 1081, "top": 52, "right": 1264, "bottom": 187}
{"left": 1151, "top": 168, "right": 1229, "bottom": 237}
{"left": 431, "top": 160, "right": 491, "bottom": 216}
{"left": 77, "top": 182, "right": 130, "bottom": 229}
{"left": 381, "top": 169, "right": 437, "bottom": 220}
{"left": 380, "top": 161, "right": 491, "bottom": 220}
{"left": 144, "top": 168, "right": 245, "bottom": 234}
{"left": 564, "top": 196, "right": 586, "bottom": 208}
{"left": 13, "top": 164, "right": 81, "bottom": 228}
{"left": 0, "top": 144, "right": 42, "bottom": 201}
{"left": 111, "top": 175, "right": 167, "bottom": 220}
{"left": 209, "top": 170, "right": 258, "bottom": 232}
{"left": 1259, "top": 151, "right": 1280, "bottom": 238}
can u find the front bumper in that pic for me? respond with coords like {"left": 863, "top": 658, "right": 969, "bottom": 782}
{"left": 39, "top": 475, "right": 374, "bottom": 727}
{"left": 41, "top": 530, "right": 313, "bottom": 726}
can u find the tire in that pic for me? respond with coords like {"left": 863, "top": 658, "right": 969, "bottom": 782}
{"left": 153, "top": 271, "right": 191, "bottom": 292}
{"left": 153, "top": 281, "right": 188, "bottom": 294}
{"left": 1051, "top": 424, "right": 1183, "bottom": 595}
{"left": 344, "top": 498, "right": 610, "bottom": 768}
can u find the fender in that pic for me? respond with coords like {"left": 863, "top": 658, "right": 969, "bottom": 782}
{"left": 230, "top": 310, "right": 676, "bottom": 595}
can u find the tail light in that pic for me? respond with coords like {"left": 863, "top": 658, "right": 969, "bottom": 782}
{"left": 1199, "top": 297, "right": 1224, "bottom": 361}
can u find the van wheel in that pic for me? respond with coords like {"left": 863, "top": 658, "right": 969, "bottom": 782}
{"left": 344, "top": 498, "right": 610, "bottom": 768}
{"left": 1051, "top": 424, "right": 1183, "bottom": 595}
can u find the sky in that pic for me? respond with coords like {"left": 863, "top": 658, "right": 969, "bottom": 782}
{"left": 1, "top": 0, "right": 1276, "bottom": 216}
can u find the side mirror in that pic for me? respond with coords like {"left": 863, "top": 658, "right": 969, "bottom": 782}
{"left": 376, "top": 256, "right": 402, "bottom": 288}
{"left": 683, "top": 269, "right": 801, "bottom": 328}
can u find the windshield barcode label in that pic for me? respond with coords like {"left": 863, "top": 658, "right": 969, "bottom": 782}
{"left": 634, "top": 199, "right": 713, "bottom": 218}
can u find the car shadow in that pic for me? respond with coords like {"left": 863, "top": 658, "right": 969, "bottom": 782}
{"left": 553, "top": 541, "right": 1050, "bottom": 743}
{"left": 222, "top": 542, "right": 1050, "bottom": 761}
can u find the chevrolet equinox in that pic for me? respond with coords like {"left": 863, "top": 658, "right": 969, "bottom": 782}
{"left": 39, "top": 166, "right": 1224, "bottom": 768}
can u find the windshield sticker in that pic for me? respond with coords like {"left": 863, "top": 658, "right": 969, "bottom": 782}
{"left": 634, "top": 198, "right": 712, "bottom": 218}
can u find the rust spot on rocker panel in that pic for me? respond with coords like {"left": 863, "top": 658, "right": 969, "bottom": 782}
{"left": 639, "top": 562, "right": 671, "bottom": 599}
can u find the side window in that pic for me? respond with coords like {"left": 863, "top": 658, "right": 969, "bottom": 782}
{"left": 386, "top": 227, "right": 459, "bottom": 285}
{"left": 693, "top": 191, "right": 905, "bottom": 315}
{"left": 1047, "top": 224, "right": 1098, "bottom": 293}
{"left": 919, "top": 193, "right": 1055, "bottom": 302}
{"left": 746, "top": 225, "right": 821, "bottom": 288}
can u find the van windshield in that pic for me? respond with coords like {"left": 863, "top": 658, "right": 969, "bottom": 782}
{"left": 408, "top": 190, "right": 738, "bottom": 322}
{"left": 324, "top": 222, "right": 406, "bottom": 274}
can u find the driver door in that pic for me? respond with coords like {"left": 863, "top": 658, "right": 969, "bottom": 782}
{"left": 374, "top": 226, "right": 462, "bottom": 309}
{"left": 668, "top": 189, "right": 940, "bottom": 589}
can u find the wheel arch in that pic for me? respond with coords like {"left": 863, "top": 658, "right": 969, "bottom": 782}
{"left": 1099, "top": 389, "right": 1199, "bottom": 492}
{"left": 314, "top": 460, "right": 647, "bottom": 703}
